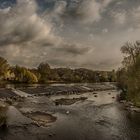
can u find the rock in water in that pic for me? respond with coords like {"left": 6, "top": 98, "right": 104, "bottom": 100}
{"left": 66, "top": 111, "right": 70, "bottom": 115}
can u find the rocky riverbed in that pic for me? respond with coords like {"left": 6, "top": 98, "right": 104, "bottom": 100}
{"left": 0, "top": 83, "right": 140, "bottom": 140}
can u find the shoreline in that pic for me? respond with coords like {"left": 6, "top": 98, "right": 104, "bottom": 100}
{"left": 119, "top": 100, "right": 140, "bottom": 113}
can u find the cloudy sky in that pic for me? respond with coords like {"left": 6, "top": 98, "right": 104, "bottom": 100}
{"left": 0, "top": 0, "right": 140, "bottom": 70}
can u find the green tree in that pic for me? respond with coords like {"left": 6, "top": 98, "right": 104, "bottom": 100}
{"left": 37, "top": 62, "right": 51, "bottom": 83}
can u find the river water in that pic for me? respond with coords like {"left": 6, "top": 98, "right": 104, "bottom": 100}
{"left": 0, "top": 84, "right": 140, "bottom": 140}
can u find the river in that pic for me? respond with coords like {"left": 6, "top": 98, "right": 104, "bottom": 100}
{"left": 0, "top": 83, "right": 140, "bottom": 140}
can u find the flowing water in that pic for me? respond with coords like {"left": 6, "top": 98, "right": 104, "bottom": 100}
{"left": 0, "top": 84, "right": 140, "bottom": 140}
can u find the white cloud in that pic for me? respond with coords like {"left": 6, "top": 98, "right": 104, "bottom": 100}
{"left": 78, "top": 0, "right": 101, "bottom": 23}
{"left": 102, "top": 28, "right": 108, "bottom": 33}
{"left": 0, "top": 7, "right": 11, "bottom": 13}
{"left": 112, "top": 10, "right": 126, "bottom": 25}
{"left": 77, "top": 0, "right": 113, "bottom": 24}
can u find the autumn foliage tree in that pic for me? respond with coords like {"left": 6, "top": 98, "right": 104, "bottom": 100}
{"left": 14, "top": 66, "right": 38, "bottom": 84}
{"left": 0, "top": 57, "right": 9, "bottom": 80}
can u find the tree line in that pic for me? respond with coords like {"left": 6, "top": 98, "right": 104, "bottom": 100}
{"left": 0, "top": 57, "right": 116, "bottom": 84}
{"left": 117, "top": 41, "right": 140, "bottom": 106}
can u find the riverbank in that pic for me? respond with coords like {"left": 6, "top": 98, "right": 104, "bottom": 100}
{"left": 118, "top": 91, "right": 140, "bottom": 113}
{"left": 119, "top": 100, "right": 140, "bottom": 113}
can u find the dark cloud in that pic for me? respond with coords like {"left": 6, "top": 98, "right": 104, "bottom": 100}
{"left": 54, "top": 43, "right": 91, "bottom": 55}
{"left": 0, "top": 0, "right": 16, "bottom": 9}
{"left": 0, "top": 0, "right": 140, "bottom": 70}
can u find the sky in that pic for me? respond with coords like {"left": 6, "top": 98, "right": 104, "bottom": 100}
{"left": 0, "top": 0, "right": 140, "bottom": 70}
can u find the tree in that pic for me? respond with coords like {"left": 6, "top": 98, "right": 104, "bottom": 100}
{"left": 13, "top": 66, "right": 38, "bottom": 83}
{"left": 49, "top": 69, "right": 60, "bottom": 81}
{"left": 38, "top": 62, "right": 50, "bottom": 74}
{"left": 24, "top": 70, "right": 38, "bottom": 84}
{"left": 108, "top": 70, "right": 116, "bottom": 82}
{"left": 121, "top": 42, "right": 140, "bottom": 67}
{"left": 37, "top": 62, "right": 51, "bottom": 83}
{"left": 0, "top": 56, "right": 9, "bottom": 80}
{"left": 126, "top": 56, "right": 140, "bottom": 105}
{"left": 117, "top": 41, "right": 140, "bottom": 106}
{"left": 30, "top": 69, "right": 41, "bottom": 81}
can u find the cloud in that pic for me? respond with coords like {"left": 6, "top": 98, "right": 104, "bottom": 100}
{"left": 75, "top": 0, "right": 113, "bottom": 24}
{"left": 130, "top": 6, "right": 140, "bottom": 28}
{"left": 54, "top": 1, "right": 67, "bottom": 15}
{"left": 77, "top": 0, "right": 101, "bottom": 24}
{"left": 0, "top": 0, "right": 93, "bottom": 67}
{"left": 102, "top": 28, "right": 108, "bottom": 33}
{"left": 0, "top": 6, "right": 11, "bottom": 13}
{"left": 111, "top": 10, "right": 126, "bottom": 25}
{"left": 0, "top": 0, "right": 58, "bottom": 66}
{"left": 0, "top": 0, "right": 139, "bottom": 70}
{"left": 132, "top": 6, "right": 140, "bottom": 18}
{"left": 49, "top": 0, "right": 113, "bottom": 25}
{"left": 45, "top": 0, "right": 67, "bottom": 27}
{"left": 54, "top": 43, "right": 92, "bottom": 55}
